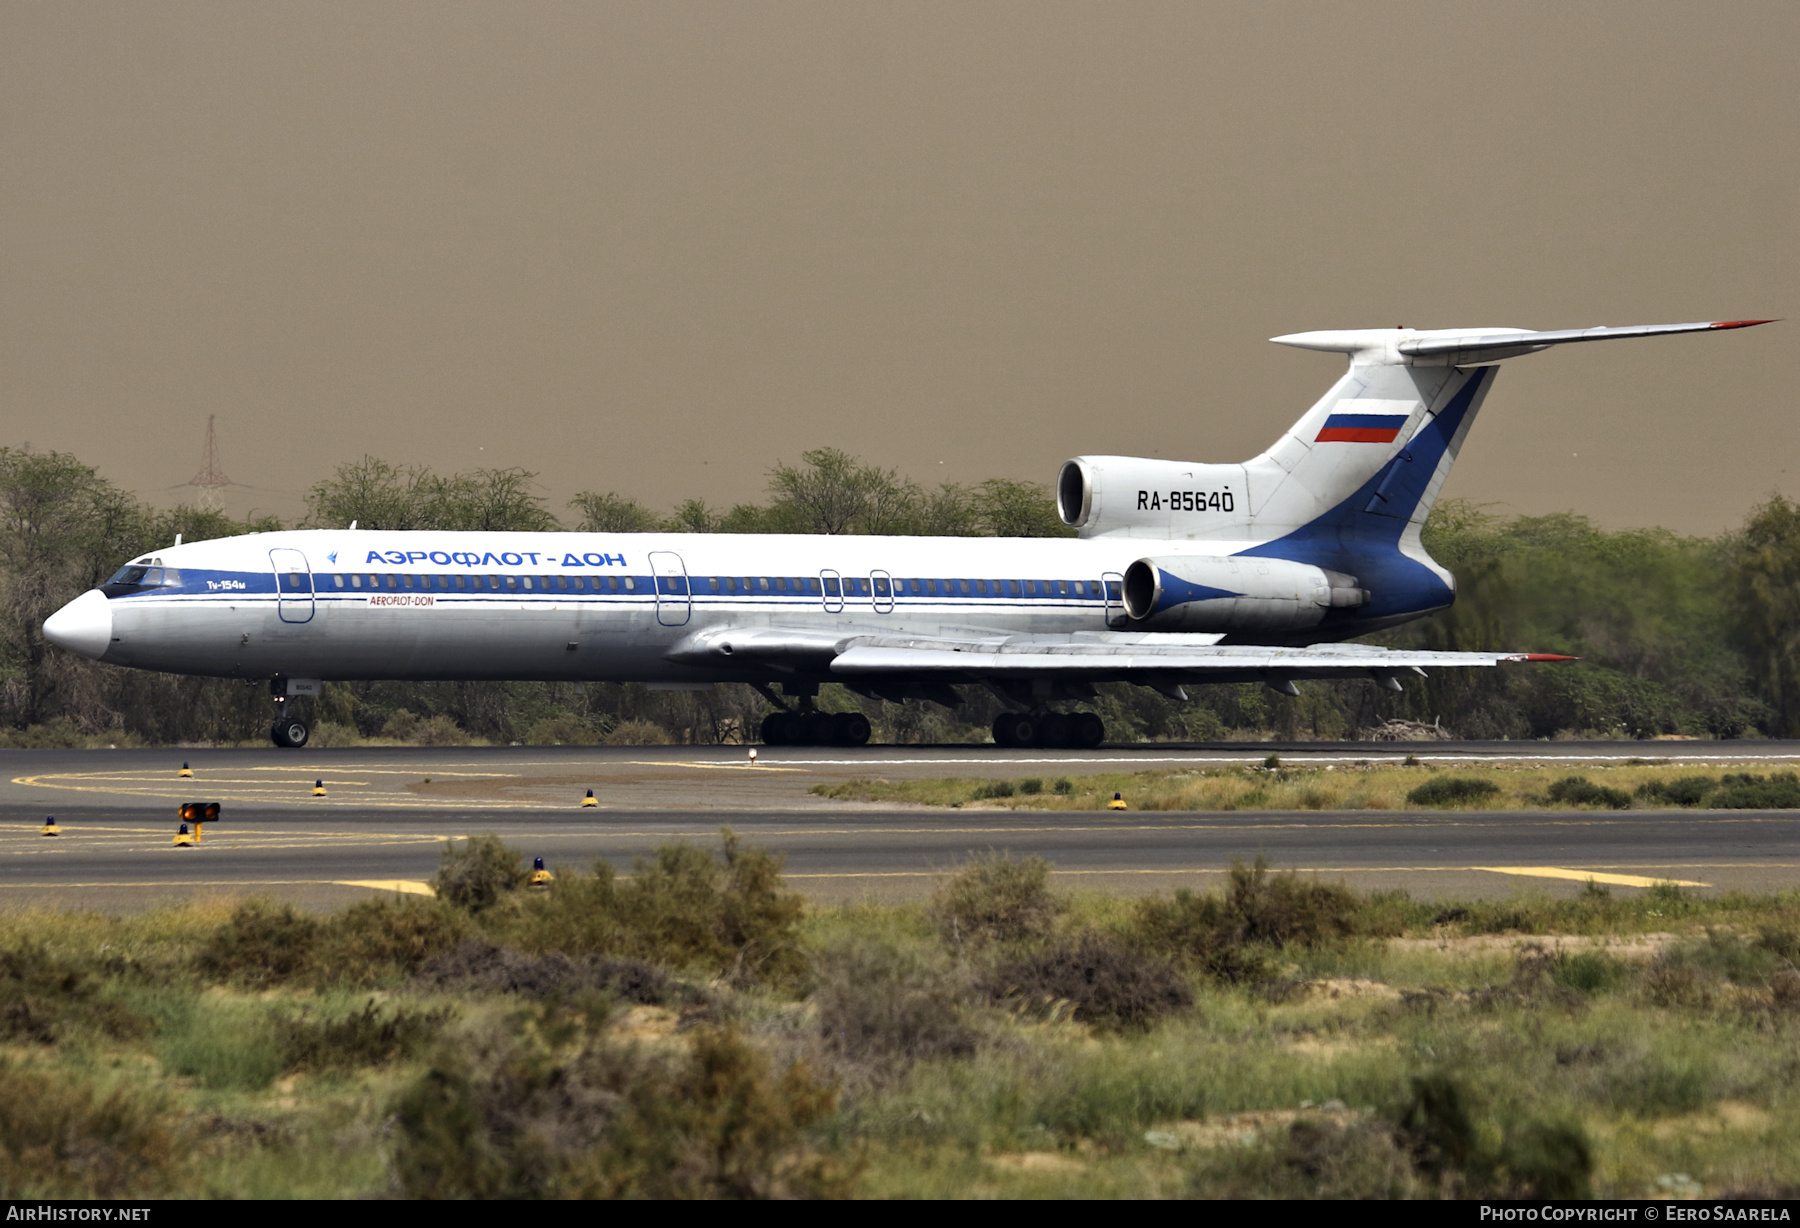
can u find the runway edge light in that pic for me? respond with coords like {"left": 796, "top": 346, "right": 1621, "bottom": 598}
{"left": 40, "top": 816, "right": 59, "bottom": 836}
{"left": 1108, "top": 792, "right": 1128, "bottom": 810}
{"left": 178, "top": 761, "right": 192, "bottom": 778}
{"left": 174, "top": 823, "right": 194, "bottom": 847}
{"left": 582, "top": 789, "right": 597, "bottom": 807}
{"left": 313, "top": 780, "right": 327, "bottom": 796}
{"left": 530, "top": 857, "right": 553, "bottom": 888}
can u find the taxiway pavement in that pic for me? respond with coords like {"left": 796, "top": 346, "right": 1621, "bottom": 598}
{"left": 5, "top": 743, "right": 1798, "bottom": 910}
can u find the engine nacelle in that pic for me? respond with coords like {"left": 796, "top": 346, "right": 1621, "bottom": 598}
{"left": 1057, "top": 455, "right": 1249, "bottom": 540}
{"left": 1122, "top": 555, "right": 1368, "bottom": 632}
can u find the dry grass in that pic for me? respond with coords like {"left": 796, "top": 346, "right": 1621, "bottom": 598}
{"left": 5, "top": 837, "right": 1800, "bottom": 1198}
{"left": 813, "top": 761, "right": 1800, "bottom": 812}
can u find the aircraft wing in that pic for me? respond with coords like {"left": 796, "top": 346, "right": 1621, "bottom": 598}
{"left": 827, "top": 636, "right": 1569, "bottom": 683}
{"left": 664, "top": 626, "right": 1571, "bottom": 688}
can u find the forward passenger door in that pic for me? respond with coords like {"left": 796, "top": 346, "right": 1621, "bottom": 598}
{"left": 269, "top": 548, "right": 314, "bottom": 624}
{"left": 649, "top": 551, "right": 690, "bottom": 627}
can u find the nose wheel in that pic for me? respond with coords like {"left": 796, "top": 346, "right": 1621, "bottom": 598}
{"left": 270, "top": 716, "right": 310, "bottom": 748}
{"left": 992, "top": 710, "right": 1104, "bottom": 749}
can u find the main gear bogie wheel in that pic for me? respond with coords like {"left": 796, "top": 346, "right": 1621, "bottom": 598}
{"left": 760, "top": 712, "right": 793, "bottom": 746}
{"left": 833, "top": 711, "right": 872, "bottom": 746}
{"left": 761, "top": 709, "right": 874, "bottom": 746}
{"left": 1039, "top": 712, "right": 1074, "bottom": 749}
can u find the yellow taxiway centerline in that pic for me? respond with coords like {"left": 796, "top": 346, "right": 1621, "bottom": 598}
{"left": 1474, "top": 866, "right": 1709, "bottom": 888}
{"left": 334, "top": 880, "right": 436, "bottom": 896}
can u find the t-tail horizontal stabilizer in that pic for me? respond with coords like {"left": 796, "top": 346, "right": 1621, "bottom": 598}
{"left": 1272, "top": 319, "right": 1775, "bottom": 366}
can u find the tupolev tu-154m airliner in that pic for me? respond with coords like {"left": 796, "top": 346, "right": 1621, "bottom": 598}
{"left": 43, "top": 318, "right": 1773, "bottom": 749}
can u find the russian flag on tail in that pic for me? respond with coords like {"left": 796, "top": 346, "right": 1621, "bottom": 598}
{"left": 1315, "top": 412, "right": 1408, "bottom": 444}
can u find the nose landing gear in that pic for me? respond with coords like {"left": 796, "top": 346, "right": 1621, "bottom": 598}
{"left": 271, "top": 716, "right": 310, "bottom": 748}
{"left": 267, "top": 678, "right": 311, "bottom": 748}
{"left": 992, "top": 710, "right": 1104, "bottom": 749}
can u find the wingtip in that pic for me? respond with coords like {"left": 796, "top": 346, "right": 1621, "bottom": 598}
{"left": 1710, "top": 319, "right": 1778, "bottom": 330}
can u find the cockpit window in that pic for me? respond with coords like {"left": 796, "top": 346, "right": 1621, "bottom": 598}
{"left": 100, "top": 564, "right": 181, "bottom": 598}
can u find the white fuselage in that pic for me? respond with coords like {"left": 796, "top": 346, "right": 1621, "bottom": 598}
{"left": 94, "top": 529, "right": 1250, "bottom": 683}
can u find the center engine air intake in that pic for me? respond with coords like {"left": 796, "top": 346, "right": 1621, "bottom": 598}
{"left": 1122, "top": 556, "right": 1368, "bottom": 632}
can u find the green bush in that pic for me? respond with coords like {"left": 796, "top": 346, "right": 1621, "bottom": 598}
{"left": 432, "top": 835, "right": 529, "bottom": 914}
{"left": 390, "top": 1026, "right": 852, "bottom": 1198}
{"left": 1552, "top": 950, "right": 1630, "bottom": 994}
{"left": 1407, "top": 776, "right": 1501, "bottom": 807}
{"left": 525, "top": 715, "right": 601, "bottom": 746}
{"left": 931, "top": 854, "right": 1062, "bottom": 945}
{"left": 1635, "top": 775, "right": 1718, "bottom": 806}
{"left": 814, "top": 942, "right": 975, "bottom": 1070}
{"left": 194, "top": 899, "right": 320, "bottom": 988}
{"left": 985, "top": 931, "right": 1192, "bottom": 1030}
{"left": 604, "top": 719, "right": 673, "bottom": 746}
{"left": 157, "top": 998, "right": 281, "bottom": 1091}
{"left": 503, "top": 831, "right": 806, "bottom": 985}
{"left": 1018, "top": 778, "right": 1043, "bottom": 795}
{"left": 0, "top": 1063, "right": 187, "bottom": 1197}
{"left": 0, "top": 943, "right": 147, "bottom": 1043}
{"left": 416, "top": 939, "right": 670, "bottom": 1004}
{"left": 1659, "top": 930, "right": 1786, "bottom": 986}
{"left": 415, "top": 715, "right": 473, "bottom": 746}
{"left": 277, "top": 1000, "right": 450, "bottom": 1074}
{"left": 1132, "top": 857, "right": 1360, "bottom": 979}
{"left": 1711, "top": 772, "right": 1800, "bottom": 809}
{"left": 972, "top": 780, "right": 1015, "bottom": 800}
{"left": 1394, "top": 1073, "right": 1593, "bottom": 1197}
{"left": 1546, "top": 776, "right": 1631, "bottom": 809}
{"left": 1053, "top": 778, "right": 1073, "bottom": 794}
{"left": 314, "top": 896, "right": 468, "bottom": 986}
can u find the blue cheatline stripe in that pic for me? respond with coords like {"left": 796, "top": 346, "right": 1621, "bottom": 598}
{"left": 121, "top": 571, "right": 1118, "bottom": 601}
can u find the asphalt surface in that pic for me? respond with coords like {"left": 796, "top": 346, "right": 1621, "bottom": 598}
{"left": 6, "top": 742, "right": 1800, "bottom": 909}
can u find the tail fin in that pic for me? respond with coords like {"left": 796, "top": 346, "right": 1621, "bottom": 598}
{"left": 1249, "top": 318, "right": 1774, "bottom": 537}
{"left": 1238, "top": 319, "right": 1773, "bottom": 629}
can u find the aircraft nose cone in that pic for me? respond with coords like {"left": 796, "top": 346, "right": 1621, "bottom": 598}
{"left": 42, "top": 590, "right": 113, "bottom": 660}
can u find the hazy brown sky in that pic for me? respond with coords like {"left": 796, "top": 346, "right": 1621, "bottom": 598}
{"left": 2, "top": 2, "right": 1794, "bottom": 535}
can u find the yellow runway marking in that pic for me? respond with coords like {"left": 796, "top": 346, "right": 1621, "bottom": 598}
{"left": 1475, "top": 866, "right": 1710, "bottom": 888}
{"left": 335, "top": 880, "right": 436, "bottom": 896}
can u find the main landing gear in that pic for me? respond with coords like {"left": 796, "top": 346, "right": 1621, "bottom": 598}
{"left": 760, "top": 709, "right": 872, "bottom": 747}
{"left": 991, "top": 710, "right": 1105, "bottom": 749}
{"left": 754, "top": 681, "right": 872, "bottom": 747}
{"left": 267, "top": 678, "right": 310, "bottom": 748}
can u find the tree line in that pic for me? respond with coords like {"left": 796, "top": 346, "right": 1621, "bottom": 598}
{"left": 0, "top": 442, "right": 1795, "bottom": 746}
